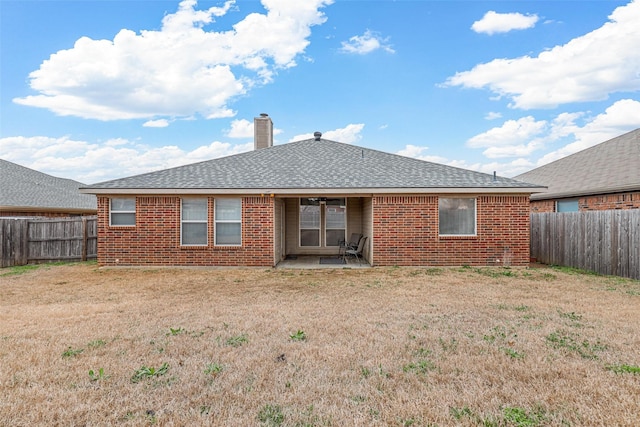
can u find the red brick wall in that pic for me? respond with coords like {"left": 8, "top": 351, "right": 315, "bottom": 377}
{"left": 373, "top": 195, "right": 530, "bottom": 266}
{"left": 530, "top": 191, "right": 640, "bottom": 212}
{"left": 97, "top": 196, "right": 274, "bottom": 267}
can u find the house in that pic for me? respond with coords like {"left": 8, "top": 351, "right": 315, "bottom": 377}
{"left": 0, "top": 159, "right": 97, "bottom": 217}
{"left": 80, "top": 114, "right": 543, "bottom": 267}
{"left": 515, "top": 128, "right": 640, "bottom": 212}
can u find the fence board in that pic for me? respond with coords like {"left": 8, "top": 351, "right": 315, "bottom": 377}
{"left": 0, "top": 216, "right": 97, "bottom": 267}
{"left": 531, "top": 211, "right": 640, "bottom": 280}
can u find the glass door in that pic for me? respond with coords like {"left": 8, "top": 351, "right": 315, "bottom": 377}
{"left": 325, "top": 198, "right": 346, "bottom": 246}
{"left": 299, "top": 198, "right": 346, "bottom": 247}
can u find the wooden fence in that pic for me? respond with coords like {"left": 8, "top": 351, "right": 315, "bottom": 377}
{"left": 530, "top": 211, "right": 640, "bottom": 280}
{"left": 0, "top": 216, "right": 97, "bottom": 268}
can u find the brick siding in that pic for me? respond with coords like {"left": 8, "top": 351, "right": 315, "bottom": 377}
{"left": 530, "top": 191, "right": 640, "bottom": 212}
{"left": 372, "top": 195, "right": 530, "bottom": 266}
{"left": 97, "top": 194, "right": 530, "bottom": 267}
{"left": 97, "top": 196, "right": 274, "bottom": 267}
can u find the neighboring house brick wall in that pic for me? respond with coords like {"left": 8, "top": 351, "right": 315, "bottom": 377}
{"left": 97, "top": 196, "right": 274, "bottom": 267}
{"left": 531, "top": 191, "right": 640, "bottom": 212}
{"left": 372, "top": 195, "right": 530, "bottom": 266}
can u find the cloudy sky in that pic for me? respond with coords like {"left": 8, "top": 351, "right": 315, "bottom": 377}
{"left": 1, "top": 0, "right": 639, "bottom": 184}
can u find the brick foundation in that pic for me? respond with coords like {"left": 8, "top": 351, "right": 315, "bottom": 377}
{"left": 372, "top": 195, "right": 530, "bottom": 266}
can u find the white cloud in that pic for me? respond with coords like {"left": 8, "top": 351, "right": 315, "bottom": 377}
{"left": 536, "top": 98, "right": 640, "bottom": 165}
{"left": 13, "top": 0, "right": 332, "bottom": 120}
{"left": 484, "top": 111, "right": 502, "bottom": 120}
{"left": 471, "top": 11, "right": 539, "bottom": 35}
{"left": 0, "top": 135, "right": 253, "bottom": 183}
{"left": 467, "top": 116, "right": 547, "bottom": 149}
{"left": 226, "top": 119, "right": 254, "bottom": 138}
{"left": 446, "top": 0, "right": 640, "bottom": 109}
{"left": 289, "top": 123, "right": 365, "bottom": 144}
{"left": 143, "top": 119, "right": 170, "bottom": 128}
{"left": 339, "top": 30, "right": 395, "bottom": 55}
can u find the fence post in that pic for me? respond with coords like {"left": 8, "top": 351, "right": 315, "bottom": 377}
{"left": 82, "top": 217, "right": 88, "bottom": 261}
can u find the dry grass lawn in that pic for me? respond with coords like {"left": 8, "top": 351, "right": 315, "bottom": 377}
{"left": 1, "top": 262, "right": 639, "bottom": 426}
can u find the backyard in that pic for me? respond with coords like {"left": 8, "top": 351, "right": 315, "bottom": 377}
{"left": 1, "top": 262, "right": 639, "bottom": 426}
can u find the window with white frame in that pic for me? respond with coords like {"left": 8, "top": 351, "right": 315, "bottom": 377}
{"left": 181, "top": 198, "right": 208, "bottom": 246}
{"left": 110, "top": 197, "right": 136, "bottom": 226}
{"left": 215, "top": 198, "right": 242, "bottom": 246}
{"left": 438, "top": 198, "right": 476, "bottom": 236}
{"left": 556, "top": 199, "right": 579, "bottom": 212}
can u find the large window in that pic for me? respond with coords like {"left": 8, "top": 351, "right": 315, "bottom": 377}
{"left": 439, "top": 198, "right": 476, "bottom": 236}
{"left": 110, "top": 197, "right": 136, "bottom": 226}
{"left": 181, "top": 198, "right": 208, "bottom": 246}
{"left": 215, "top": 198, "right": 242, "bottom": 246}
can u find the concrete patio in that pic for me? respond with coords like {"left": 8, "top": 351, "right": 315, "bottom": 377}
{"left": 276, "top": 255, "right": 371, "bottom": 269}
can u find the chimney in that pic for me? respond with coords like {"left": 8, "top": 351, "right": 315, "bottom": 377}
{"left": 313, "top": 131, "right": 322, "bottom": 141}
{"left": 254, "top": 113, "right": 273, "bottom": 150}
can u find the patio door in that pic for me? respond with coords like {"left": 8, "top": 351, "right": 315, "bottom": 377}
{"left": 299, "top": 198, "right": 346, "bottom": 247}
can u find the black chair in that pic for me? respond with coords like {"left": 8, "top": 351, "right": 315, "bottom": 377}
{"left": 339, "top": 233, "right": 362, "bottom": 256}
{"left": 344, "top": 236, "right": 367, "bottom": 264}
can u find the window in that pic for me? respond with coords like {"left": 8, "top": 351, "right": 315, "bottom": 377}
{"left": 556, "top": 199, "right": 579, "bottom": 212}
{"left": 110, "top": 197, "right": 136, "bottom": 226}
{"left": 181, "top": 198, "right": 208, "bottom": 246}
{"left": 439, "top": 198, "right": 476, "bottom": 236}
{"left": 300, "top": 198, "right": 320, "bottom": 246}
{"left": 215, "top": 198, "right": 242, "bottom": 246}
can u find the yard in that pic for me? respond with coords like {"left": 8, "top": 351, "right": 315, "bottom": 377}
{"left": 1, "top": 263, "right": 639, "bottom": 426}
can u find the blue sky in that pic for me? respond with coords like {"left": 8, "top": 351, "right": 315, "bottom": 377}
{"left": 1, "top": 0, "right": 639, "bottom": 184}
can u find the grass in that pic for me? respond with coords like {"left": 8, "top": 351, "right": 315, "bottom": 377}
{"left": 1, "top": 262, "right": 639, "bottom": 425}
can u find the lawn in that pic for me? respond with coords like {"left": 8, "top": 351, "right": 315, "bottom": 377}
{"left": 1, "top": 263, "right": 639, "bottom": 426}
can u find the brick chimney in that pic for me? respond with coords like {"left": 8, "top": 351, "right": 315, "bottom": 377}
{"left": 254, "top": 113, "right": 273, "bottom": 150}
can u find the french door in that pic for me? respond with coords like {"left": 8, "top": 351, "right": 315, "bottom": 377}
{"left": 299, "top": 198, "right": 346, "bottom": 247}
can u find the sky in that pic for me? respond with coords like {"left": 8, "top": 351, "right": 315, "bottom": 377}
{"left": 1, "top": 0, "right": 640, "bottom": 184}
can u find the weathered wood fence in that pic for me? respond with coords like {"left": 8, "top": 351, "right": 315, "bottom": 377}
{"left": 530, "top": 211, "right": 640, "bottom": 280}
{"left": 0, "top": 216, "right": 97, "bottom": 268}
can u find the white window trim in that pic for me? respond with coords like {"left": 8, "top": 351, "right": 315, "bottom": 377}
{"left": 214, "top": 198, "right": 242, "bottom": 247}
{"left": 109, "top": 197, "right": 136, "bottom": 227}
{"left": 438, "top": 197, "right": 477, "bottom": 237}
{"left": 181, "top": 198, "right": 209, "bottom": 247}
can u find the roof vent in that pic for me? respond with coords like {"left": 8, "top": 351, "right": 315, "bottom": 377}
{"left": 314, "top": 131, "right": 322, "bottom": 141}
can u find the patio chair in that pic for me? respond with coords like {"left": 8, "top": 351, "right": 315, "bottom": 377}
{"left": 339, "top": 233, "right": 362, "bottom": 256}
{"left": 344, "top": 236, "right": 367, "bottom": 264}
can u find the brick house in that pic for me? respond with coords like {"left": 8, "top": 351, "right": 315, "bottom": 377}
{"left": 81, "top": 115, "right": 543, "bottom": 267}
{"left": 1, "top": 159, "right": 97, "bottom": 217}
{"left": 515, "top": 128, "right": 640, "bottom": 212}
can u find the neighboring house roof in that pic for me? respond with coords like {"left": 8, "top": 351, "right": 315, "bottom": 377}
{"left": 0, "top": 159, "right": 97, "bottom": 213}
{"left": 514, "top": 128, "right": 640, "bottom": 201}
{"left": 81, "top": 138, "right": 543, "bottom": 195}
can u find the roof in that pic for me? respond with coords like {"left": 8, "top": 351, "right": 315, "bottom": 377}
{"left": 514, "top": 128, "right": 640, "bottom": 201}
{"left": 81, "top": 138, "right": 543, "bottom": 195}
{"left": 0, "top": 159, "right": 97, "bottom": 213}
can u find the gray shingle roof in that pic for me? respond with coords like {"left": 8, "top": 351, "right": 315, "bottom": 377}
{"left": 82, "top": 138, "right": 542, "bottom": 193}
{"left": 514, "top": 128, "right": 640, "bottom": 200}
{"left": 1, "top": 159, "right": 97, "bottom": 212}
